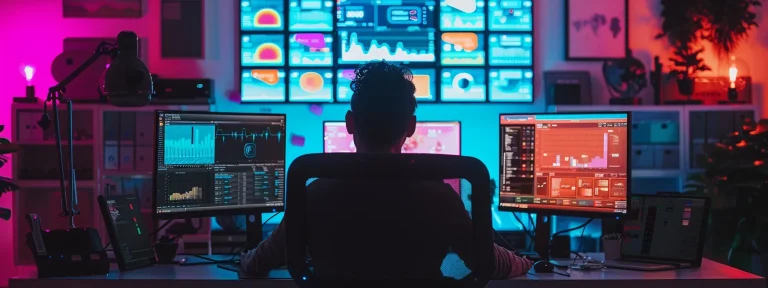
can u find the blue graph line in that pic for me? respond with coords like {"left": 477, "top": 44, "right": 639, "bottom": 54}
{"left": 215, "top": 128, "right": 283, "bottom": 142}
{"left": 164, "top": 124, "right": 216, "bottom": 165}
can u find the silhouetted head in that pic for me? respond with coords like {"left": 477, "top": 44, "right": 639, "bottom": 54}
{"left": 345, "top": 61, "right": 417, "bottom": 153}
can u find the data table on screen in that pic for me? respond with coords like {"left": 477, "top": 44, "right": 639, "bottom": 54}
{"left": 241, "top": 69, "right": 287, "bottom": 102}
{"left": 241, "top": 0, "right": 284, "bottom": 31}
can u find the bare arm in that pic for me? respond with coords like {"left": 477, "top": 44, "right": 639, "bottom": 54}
{"left": 443, "top": 185, "right": 532, "bottom": 278}
{"left": 240, "top": 219, "right": 287, "bottom": 276}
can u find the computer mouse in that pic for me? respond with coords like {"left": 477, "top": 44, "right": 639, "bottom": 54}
{"left": 533, "top": 260, "right": 555, "bottom": 273}
{"left": 179, "top": 256, "right": 189, "bottom": 265}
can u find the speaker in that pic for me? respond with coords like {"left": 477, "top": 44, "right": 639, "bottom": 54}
{"left": 544, "top": 71, "right": 592, "bottom": 105}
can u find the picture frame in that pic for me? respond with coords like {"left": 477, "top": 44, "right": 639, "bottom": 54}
{"left": 565, "top": 0, "right": 629, "bottom": 61}
{"left": 63, "top": 0, "right": 143, "bottom": 18}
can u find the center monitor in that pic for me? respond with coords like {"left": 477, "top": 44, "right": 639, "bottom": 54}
{"left": 154, "top": 111, "right": 287, "bottom": 219}
{"left": 323, "top": 121, "right": 461, "bottom": 154}
{"left": 498, "top": 112, "right": 630, "bottom": 217}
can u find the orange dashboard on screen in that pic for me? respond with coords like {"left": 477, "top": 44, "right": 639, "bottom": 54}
{"left": 498, "top": 113, "right": 630, "bottom": 216}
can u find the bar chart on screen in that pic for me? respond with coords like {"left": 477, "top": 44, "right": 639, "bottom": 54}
{"left": 163, "top": 124, "right": 216, "bottom": 165}
{"left": 537, "top": 129, "right": 616, "bottom": 170}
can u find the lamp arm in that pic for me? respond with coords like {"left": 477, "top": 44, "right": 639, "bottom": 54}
{"left": 45, "top": 41, "right": 113, "bottom": 226}
{"left": 49, "top": 42, "right": 114, "bottom": 94}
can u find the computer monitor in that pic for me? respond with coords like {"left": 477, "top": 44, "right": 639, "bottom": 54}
{"left": 497, "top": 112, "right": 630, "bottom": 217}
{"left": 153, "top": 111, "right": 287, "bottom": 220}
{"left": 623, "top": 195, "right": 709, "bottom": 266}
{"left": 323, "top": 121, "right": 461, "bottom": 155}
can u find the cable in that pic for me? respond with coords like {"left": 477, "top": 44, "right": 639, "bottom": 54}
{"left": 512, "top": 213, "right": 534, "bottom": 239}
{"left": 493, "top": 228, "right": 515, "bottom": 249}
{"left": 570, "top": 221, "right": 590, "bottom": 267}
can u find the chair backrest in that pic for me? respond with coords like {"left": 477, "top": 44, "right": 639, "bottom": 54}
{"left": 285, "top": 153, "right": 493, "bottom": 288}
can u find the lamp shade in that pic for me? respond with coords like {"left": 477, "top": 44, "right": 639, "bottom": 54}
{"left": 103, "top": 31, "right": 153, "bottom": 107}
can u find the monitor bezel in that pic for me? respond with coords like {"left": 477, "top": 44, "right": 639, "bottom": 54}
{"left": 321, "top": 120, "right": 462, "bottom": 155}
{"left": 153, "top": 110, "right": 287, "bottom": 220}
{"left": 496, "top": 111, "right": 632, "bottom": 219}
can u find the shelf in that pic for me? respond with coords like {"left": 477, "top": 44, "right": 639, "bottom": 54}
{"left": 14, "top": 180, "right": 96, "bottom": 188}
{"left": 549, "top": 105, "right": 686, "bottom": 112}
{"left": 632, "top": 169, "right": 683, "bottom": 178}
{"left": 101, "top": 171, "right": 153, "bottom": 177}
{"left": 16, "top": 141, "right": 94, "bottom": 146}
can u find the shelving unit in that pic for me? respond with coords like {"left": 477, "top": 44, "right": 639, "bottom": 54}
{"left": 549, "top": 104, "right": 761, "bottom": 194}
{"left": 11, "top": 102, "right": 209, "bottom": 265}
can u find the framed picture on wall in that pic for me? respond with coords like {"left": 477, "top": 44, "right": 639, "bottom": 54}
{"left": 565, "top": 0, "right": 628, "bottom": 61}
{"left": 63, "top": 0, "right": 143, "bottom": 18}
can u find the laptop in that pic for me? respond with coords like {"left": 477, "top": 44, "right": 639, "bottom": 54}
{"left": 604, "top": 195, "right": 710, "bottom": 271}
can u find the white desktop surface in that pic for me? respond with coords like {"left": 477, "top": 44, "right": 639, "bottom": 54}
{"left": 9, "top": 256, "right": 764, "bottom": 288}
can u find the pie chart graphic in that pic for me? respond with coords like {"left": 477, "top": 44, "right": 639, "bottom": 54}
{"left": 255, "top": 43, "right": 283, "bottom": 64}
{"left": 299, "top": 72, "right": 324, "bottom": 93}
{"left": 452, "top": 72, "right": 474, "bottom": 92}
{"left": 254, "top": 8, "right": 281, "bottom": 28}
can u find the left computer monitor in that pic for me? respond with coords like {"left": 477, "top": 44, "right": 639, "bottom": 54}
{"left": 153, "top": 111, "right": 287, "bottom": 219}
{"left": 323, "top": 121, "right": 461, "bottom": 155}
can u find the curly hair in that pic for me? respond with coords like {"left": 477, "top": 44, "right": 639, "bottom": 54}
{"left": 350, "top": 61, "right": 418, "bottom": 147}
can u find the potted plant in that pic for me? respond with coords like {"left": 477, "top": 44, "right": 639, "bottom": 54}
{"left": 700, "top": 0, "right": 761, "bottom": 55}
{"left": 656, "top": 0, "right": 708, "bottom": 98}
{"left": 0, "top": 125, "right": 21, "bottom": 221}
{"left": 685, "top": 118, "right": 768, "bottom": 275}
{"left": 668, "top": 47, "right": 711, "bottom": 97}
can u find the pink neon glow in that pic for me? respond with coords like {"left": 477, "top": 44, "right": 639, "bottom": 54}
{"left": 23, "top": 66, "right": 34, "bottom": 82}
{"left": 323, "top": 122, "right": 461, "bottom": 155}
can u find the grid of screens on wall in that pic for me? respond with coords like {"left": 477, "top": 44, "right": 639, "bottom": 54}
{"left": 239, "top": 0, "right": 534, "bottom": 103}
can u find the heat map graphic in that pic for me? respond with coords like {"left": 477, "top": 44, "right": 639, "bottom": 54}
{"left": 254, "top": 8, "right": 282, "bottom": 28}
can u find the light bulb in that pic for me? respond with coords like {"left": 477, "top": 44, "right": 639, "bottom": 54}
{"left": 23, "top": 65, "right": 35, "bottom": 84}
{"left": 729, "top": 64, "right": 738, "bottom": 88}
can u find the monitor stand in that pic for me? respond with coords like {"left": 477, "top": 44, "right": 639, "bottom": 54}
{"left": 533, "top": 213, "right": 553, "bottom": 261}
{"left": 245, "top": 213, "right": 264, "bottom": 248}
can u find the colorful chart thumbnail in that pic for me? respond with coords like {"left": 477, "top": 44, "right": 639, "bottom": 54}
{"left": 241, "top": 69, "right": 286, "bottom": 102}
{"left": 488, "top": 69, "right": 533, "bottom": 102}
{"left": 489, "top": 33, "right": 533, "bottom": 66}
{"left": 440, "top": 0, "right": 485, "bottom": 31}
{"left": 289, "top": 33, "right": 333, "bottom": 66}
{"left": 241, "top": 0, "right": 284, "bottom": 31}
{"left": 242, "top": 34, "right": 285, "bottom": 66}
{"left": 440, "top": 68, "right": 486, "bottom": 102}
{"left": 441, "top": 32, "right": 485, "bottom": 66}
{"left": 289, "top": 0, "right": 334, "bottom": 31}
{"left": 336, "top": 69, "right": 436, "bottom": 102}
{"left": 289, "top": 69, "right": 333, "bottom": 102}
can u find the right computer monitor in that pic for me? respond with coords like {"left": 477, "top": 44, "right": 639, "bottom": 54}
{"left": 498, "top": 112, "right": 630, "bottom": 217}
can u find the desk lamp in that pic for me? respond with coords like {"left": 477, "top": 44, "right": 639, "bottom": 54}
{"left": 29, "top": 31, "right": 152, "bottom": 278}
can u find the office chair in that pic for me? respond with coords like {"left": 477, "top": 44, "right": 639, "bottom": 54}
{"left": 286, "top": 153, "right": 493, "bottom": 288}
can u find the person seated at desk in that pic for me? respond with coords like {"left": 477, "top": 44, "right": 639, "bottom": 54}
{"left": 240, "top": 61, "right": 532, "bottom": 279}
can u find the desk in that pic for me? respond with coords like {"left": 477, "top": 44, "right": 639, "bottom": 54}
{"left": 9, "top": 258, "right": 763, "bottom": 288}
